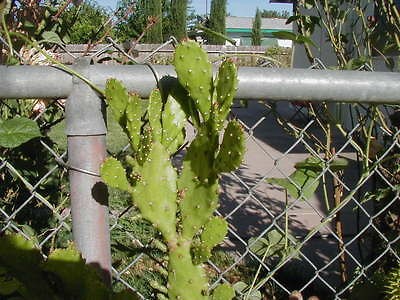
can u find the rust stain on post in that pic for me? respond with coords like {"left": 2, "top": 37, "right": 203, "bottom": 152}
{"left": 66, "top": 58, "right": 111, "bottom": 285}
{"left": 68, "top": 135, "right": 111, "bottom": 284}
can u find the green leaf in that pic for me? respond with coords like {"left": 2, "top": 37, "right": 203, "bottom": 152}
{"left": 293, "top": 156, "right": 324, "bottom": 171}
{"left": 344, "top": 57, "right": 370, "bottom": 70}
{"left": 272, "top": 31, "right": 297, "bottom": 41}
{"left": 0, "top": 0, "right": 11, "bottom": 16}
{"left": 196, "top": 24, "right": 237, "bottom": 46}
{"left": 0, "top": 234, "right": 56, "bottom": 300}
{"left": 0, "top": 117, "right": 41, "bottom": 148}
{"left": 329, "top": 157, "right": 348, "bottom": 172}
{"left": 0, "top": 275, "right": 20, "bottom": 295}
{"left": 272, "top": 31, "right": 317, "bottom": 48}
{"left": 43, "top": 244, "right": 109, "bottom": 299}
{"left": 267, "top": 157, "right": 348, "bottom": 200}
{"left": 267, "top": 157, "right": 323, "bottom": 200}
{"left": 232, "top": 282, "right": 262, "bottom": 300}
{"left": 41, "top": 31, "right": 62, "bottom": 44}
{"left": 212, "top": 283, "right": 235, "bottom": 300}
{"left": 304, "top": 0, "right": 315, "bottom": 9}
{"left": 191, "top": 217, "right": 228, "bottom": 264}
{"left": 286, "top": 15, "right": 301, "bottom": 24}
{"left": 296, "top": 35, "right": 318, "bottom": 48}
{"left": 267, "top": 168, "right": 319, "bottom": 200}
{"left": 22, "top": 20, "right": 35, "bottom": 30}
{"left": 112, "top": 290, "right": 139, "bottom": 300}
{"left": 248, "top": 229, "right": 297, "bottom": 260}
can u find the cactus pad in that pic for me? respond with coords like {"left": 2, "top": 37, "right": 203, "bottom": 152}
{"left": 168, "top": 241, "right": 208, "bottom": 300}
{"left": 174, "top": 40, "right": 213, "bottom": 121}
{"left": 100, "top": 158, "right": 131, "bottom": 192}
{"left": 200, "top": 217, "right": 228, "bottom": 248}
{"left": 161, "top": 95, "right": 186, "bottom": 154}
{"left": 136, "top": 127, "right": 153, "bottom": 166}
{"left": 215, "top": 120, "right": 245, "bottom": 173}
{"left": 148, "top": 89, "right": 163, "bottom": 142}
{"left": 191, "top": 217, "right": 228, "bottom": 264}
{"left": 132, "top": 141, "right": 177, "bottom": 241}
{"left": 213, "top": 60, "right": 238, "bottom": 131}
{"left": 125, "top": 93, "right": 143, "bottom": 151}
{"left": 101, "top": 41, "right": 244, "bottom": 299}
{"left": 178, "top": 161, "right": 219, "bottom": 239}
{"left": 105, "top": 79, "right": 128, "bottom": 127}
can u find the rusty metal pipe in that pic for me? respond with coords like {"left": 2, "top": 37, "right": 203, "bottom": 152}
{"left": 66, "top": 59, "right": 111, "bottom": 284}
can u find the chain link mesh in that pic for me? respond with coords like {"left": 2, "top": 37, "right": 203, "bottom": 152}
{"left": 1, "top": 32, "right": 399, "bottom": 299}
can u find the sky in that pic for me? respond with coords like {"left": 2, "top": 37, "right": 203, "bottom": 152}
{"left": 96, "top": 0, "right": 292, "bottom": 18}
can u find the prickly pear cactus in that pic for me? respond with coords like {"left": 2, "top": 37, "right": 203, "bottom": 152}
{"left": 101, "top": 40, "right": 245, "bottom": 300}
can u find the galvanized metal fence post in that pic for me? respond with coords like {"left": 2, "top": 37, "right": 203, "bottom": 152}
{"left": 65, "top": 58, "right": 111, "bottom": 284}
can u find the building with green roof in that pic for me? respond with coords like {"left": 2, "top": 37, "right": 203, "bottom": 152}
{"left": 226, "top": 16, "right": 292, "bottom": 47}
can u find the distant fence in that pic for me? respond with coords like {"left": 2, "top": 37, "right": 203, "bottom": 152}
{"left": 54, "top": 43, "right": 277, "bottom": 65}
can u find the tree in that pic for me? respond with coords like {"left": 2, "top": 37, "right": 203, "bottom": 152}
{"left": 207, "top": 0, "right": 227, "bottom": 45}
{"left": 144, "top": 0, "right": 163, "bottom": 43}
{"left": 170, "top": 0, "right": 187, "bottom": 40}
{"left": 115, "top": 0, "right": 168, "bottom": 43}
{"left": 63, "top": 0, "right": 113, "bottom": 43}
{"left": 261, "top": 9, "right": 290, "bottom": 19}
{"left": 252, "top": 8, "right": 262, "bottom": 46}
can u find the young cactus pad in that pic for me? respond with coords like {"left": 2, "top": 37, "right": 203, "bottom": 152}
{"left": 101, "top": 41, "right": 245, "bottom": 300}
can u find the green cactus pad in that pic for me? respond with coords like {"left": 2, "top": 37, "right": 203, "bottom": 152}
{"left": 215, "top": 120, "right": 245, "bottom": 173}
{"left": 183, "top": 125, "right": 216, "bottom": 181}
{"left": 125, "top": 93, "right": 143, "bottom": 151}
{"left": 102, "top": 43, "right": 244, "bottom": 300}
{"left": 213, "top": 60, "right": 238, "bottom": 131}
{"left": 105, "top": 79, "right": 128, "bottom": 127}
{"left": 168, "top": 241, "right": 208, "bottom": 300}
{"left": 132, "top": 141, "right": 177, "bottom": 241}
{"left": 161, "top": 95, "right": 186, "bottom": 154}
{"left": 148, "top": 89, "right": 163, "bottom": 142}
{"left": 100, "top": 157, "right": 131, "bottom": 192}
{"left": 166, "top": 78, "right": 201, "bottom": 127}
{"left": 174, "top": 41, "right": 213, "bottom": 121}
{"left": 191, "top": 243, "right": 211, "bottom": 265}
{"left": 211, "top": 283, "right": 235, "bottom": 300}
{"left": 136, "top": 127, "right": 153, "bottom": 166}
{"left": 200, "top": 217, "right": 228, "bottom": 248}
{"left": 191, "top": 217, "right": 228, "bottom": 264}
{"left": 178, "top": 160, "right": 219, "bottom": 239}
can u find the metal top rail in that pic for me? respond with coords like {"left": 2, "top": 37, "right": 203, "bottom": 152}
{"left": 1, "top": 65, "right": 400, "bottom": 104}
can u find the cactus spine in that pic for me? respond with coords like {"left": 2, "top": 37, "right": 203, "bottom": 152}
{"left": 101, "top": 41, "right": 245, "bottom": 300}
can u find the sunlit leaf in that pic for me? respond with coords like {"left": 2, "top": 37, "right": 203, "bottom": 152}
{"left": 0, "top": 117, "right": 41, "bottom": 148}
{"left": 267, "top": 157, "right": 348, "bottom": 200}
{"left": 41, "top": 31, "right": 62, "bottom": 44}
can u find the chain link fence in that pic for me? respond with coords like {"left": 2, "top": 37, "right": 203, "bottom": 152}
{"left": 1, "top": 34, "right": 399, "bottom": 300}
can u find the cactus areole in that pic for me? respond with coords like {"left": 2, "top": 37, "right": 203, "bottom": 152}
{"left": 101, "top": 41, "right": 245, "bottom": 300}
